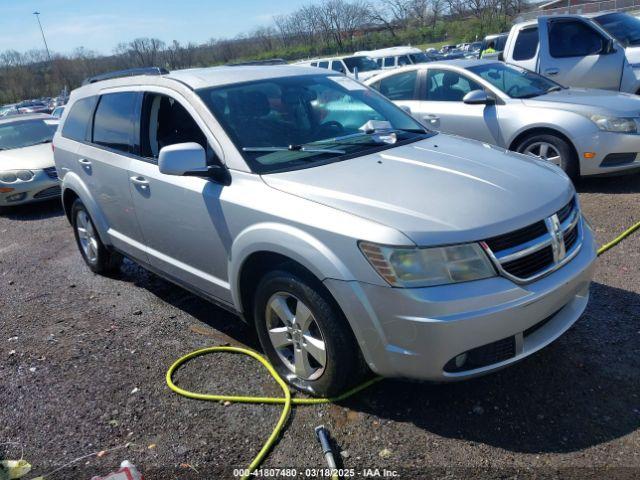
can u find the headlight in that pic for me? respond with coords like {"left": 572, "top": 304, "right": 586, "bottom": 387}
{"left": 0, "top": 170, "right": 34, "bottom": 183}
{"left": 590, "top": 114, "right": 638, "bottom": 134}
{"left": 359, "top": 241, "right": 496, "bottom": 288}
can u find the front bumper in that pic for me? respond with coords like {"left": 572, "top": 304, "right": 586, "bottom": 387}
{"left": 574, "top": 130, "right": 640, "bottom": 176}
{"left": 325, "top": 222, "right": 597, "bottom": 381}
{"left": 0, "top": 171, "right": 60, "bottom": 206}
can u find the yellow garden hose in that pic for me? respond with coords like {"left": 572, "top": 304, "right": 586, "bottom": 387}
{"left": 596, "top": 220, "right": 640, "bottom": 256}
{"left": 166, "top": 220, "right": 640, "bottom": 478}
{"left": 166, "top": 346, "right": 382, "bottom": 480}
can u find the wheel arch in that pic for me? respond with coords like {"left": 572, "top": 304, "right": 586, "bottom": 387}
{"left": 229, "top": 223, "right": 355, "bottom": 319}
{"left": 508, "top": 126, "right": 579, "bottom": 161}
{"left": 60, "top": 172, "right": 111, "bottom": 245}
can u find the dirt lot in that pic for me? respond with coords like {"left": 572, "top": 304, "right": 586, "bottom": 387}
{"left": 1, "top": 174, "right": 639, "bottom": 480}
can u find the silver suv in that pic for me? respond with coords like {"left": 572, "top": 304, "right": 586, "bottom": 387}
{"left": 54, "top": 66, "right": 597, "bottom": 396}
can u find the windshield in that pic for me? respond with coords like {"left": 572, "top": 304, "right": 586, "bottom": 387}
{"left": 0, "top": 119, "right": 57, "bottom": 150}
{"left": 594, "top": 12, "right": 640, "bottom": 47}
{"left": 467, "top": 62, "right": 564, "bottom": 98}
{"left": 342, "top": 56, "right": 380, "bottom": 73}
{"left": 409, "top": 53, "right": 430, "bottom": 64}
{"left": 198, "top": 74, "right": 430, "bottom": 173}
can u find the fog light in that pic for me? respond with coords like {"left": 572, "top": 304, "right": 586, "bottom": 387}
{"left": 6, "top": 192, "right": 27, "bottom": 202}
{"left": 583, "top": 152, "right": 596, "bottom": 159}
{"left": 455, "top": 353, "right": 468, "bottom": 368}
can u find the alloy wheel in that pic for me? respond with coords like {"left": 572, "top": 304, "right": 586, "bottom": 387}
{"left": 523, "top": 141, "right": 562, "bottom": 167}
{"left": 265, "top": 292, "right": 327, "bottom": 380}
{"left": 76, "top": 210, "right": 99, "bottom": 264}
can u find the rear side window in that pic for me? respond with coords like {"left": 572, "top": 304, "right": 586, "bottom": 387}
{"left": 374, "top": 70, "right": 418, "bottom": 101}
{"left": 513, "top": 27, "right": 539, "bottom": 60}
{"left": 318, "top": 61, "right": 329, "bottom": 69}
{"left": 549, "top": 20, "right": 605, "bottom": 58}
{"left": 61, "top": 96, "right": 98, "bottom": 141}
{"left": 384, "top": 57, "right": 395, "bottom": 67}
{"left": 331, "top": 60, "right": 345, "bottom": 73}
{"left": 92, "top": 92, "right": 138, "bottom": 153}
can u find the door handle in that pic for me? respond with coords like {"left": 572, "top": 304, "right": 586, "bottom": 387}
{"left": 423, "top": 114, "right": 440, "bottom": 125}
{"left": 545, "top": 68, "right": 559, "bottom": 76}
{"left": 78, "top": 158, "right": 91, "bottom": 166}
{"left": 130, "top": 176, "right": 149, "bottom": 188}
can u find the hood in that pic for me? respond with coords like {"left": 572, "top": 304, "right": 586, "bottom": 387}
{"left": 522, "top": 88, "right": 640, "bottom": 116}
{"left": 0, "top": 143, "right": 55, "bottom": 171}
{"left": 262, "top": 135, "right": 574, "bottom": 246}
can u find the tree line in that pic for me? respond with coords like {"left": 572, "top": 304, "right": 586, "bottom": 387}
{"left": 0, "top": 0, "right": 527, "bottom": 104}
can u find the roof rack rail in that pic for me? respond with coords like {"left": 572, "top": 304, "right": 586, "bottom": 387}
{"left": 227, "top": 59, "right": 287, "bottom": 66}
{"left": 82, "top": 67, "right": 169, "bottom": 85}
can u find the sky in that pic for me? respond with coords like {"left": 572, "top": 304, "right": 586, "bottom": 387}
{"left": 0, "top": 0, "right": 308, "bottom": 55}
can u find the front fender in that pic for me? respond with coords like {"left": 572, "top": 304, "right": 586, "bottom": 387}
{"left": 229, "top": 222, "right": 354, "bottom": 312}
{"left": 61, "top": 172, "right": 111, "bottom": 246}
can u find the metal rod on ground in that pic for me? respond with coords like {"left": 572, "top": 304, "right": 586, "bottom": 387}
{"left": 315, "top": 425, "right": 338, "bottom": 470}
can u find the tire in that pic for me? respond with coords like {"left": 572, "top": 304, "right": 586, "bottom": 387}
{"left": 516, "top": 133, "right": 579, "bottom": 181}
{"left": 253, "top": 268, "right": 366, "bottom": 397}
{"left": 71, "top": 199, "right": 122, "bottom": 275}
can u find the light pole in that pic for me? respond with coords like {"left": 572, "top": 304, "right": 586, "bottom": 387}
{"left": 33, "top": 11, "right": 52, "bottom": 63}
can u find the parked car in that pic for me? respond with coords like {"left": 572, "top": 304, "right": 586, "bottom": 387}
{"left": 0, "top": 104, "right": 21, "bottom": 118}
{"left": 0, "top": 114, "right": 60, "bottom": 207}
{"left": 365, "top": 59, "right": 640, "bottom": 178}
{"left": 294, "top": 55, "right": 381, "bottom": 80}
{"left": 504, "top": 12, "right": 640, "bottom": 93}
{"left": 355, "top": 46, "right": 434, "bottom": 70}
{"left": 479, "top": 32, "right": 509, "bottom": 59}
{"left": 51, "top": 106, "right": 65, "bottom": 119}
{"left": 16, "top": 101, "right": 50, "bottom": 114}
{"left": 54, "top": 66, "right": 596, "bottom": 396}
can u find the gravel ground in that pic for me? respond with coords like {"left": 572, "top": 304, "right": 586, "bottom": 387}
{"left": 1, "top": 174, "right": 639, "bottom": 480}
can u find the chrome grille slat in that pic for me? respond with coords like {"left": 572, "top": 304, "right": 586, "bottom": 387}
{"left": 482, "top": 197, "right": 583, "bottom": 283}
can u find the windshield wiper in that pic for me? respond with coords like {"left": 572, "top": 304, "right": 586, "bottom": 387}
{"left": 546, "top": 86, "right": 563, "bottom": 93}
{"left": 242, "top": 145, "right": 346, "bottom": 154}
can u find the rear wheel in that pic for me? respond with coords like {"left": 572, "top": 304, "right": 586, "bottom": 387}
{"left": 516, "top": 133, "right": 579, "bottom": 181}
{"left": 71, "top": 199, "right": 122, "bottom": 275}
{"left": 253, "top": 268, "right": 366, "bottom": 397}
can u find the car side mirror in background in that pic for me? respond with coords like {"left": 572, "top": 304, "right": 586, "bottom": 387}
{"left": 159, "top": 142, "right": 230, "bottom": 185}
{"left": 463, "top": 90, "right": 495, "bottom": 105}
{"left": 604, "top": 38, "right": 616, "bottom": 54}
{"left": 400, "top": 105, "right": 412, "bottom": 114}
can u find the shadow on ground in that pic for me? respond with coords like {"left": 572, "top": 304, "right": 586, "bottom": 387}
{"left": 577, "top": 171, "right": 640, "bottom": 194}
{"left": 0, "top": 199, "right": 64, "bottom": 221}
{"left": 108, "top": 253, "right": 640, "bottom": 455}
{"left": 345, "top": 281, "right": 640, "bottom": 454}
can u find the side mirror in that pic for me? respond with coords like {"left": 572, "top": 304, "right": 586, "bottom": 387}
{"left": 159, "top": 142, "right": 207, "bottom": 176}
{"left": 158, "top": 142, "right": 230, "bottom": 185}
{"left": 604, "top": 38, "right": 616, "bottom": 54}
{"left": 400, "top": 105, "right": 412, "bottom": 114}
{"left": 463, "top": 90, "right": 495, "bottom": 105}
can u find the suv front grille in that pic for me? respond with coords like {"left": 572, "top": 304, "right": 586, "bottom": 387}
{"left": 44, "top": 167, "right": 58, "bottom": 179}
{"left": 481, "top": 197, "right": 582, "bottom": 283}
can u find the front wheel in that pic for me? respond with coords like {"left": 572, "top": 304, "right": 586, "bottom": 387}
{"left": 253, "top": 269, "right": 366, "bottom": 397}
{"left": 516, "top": 133, "right": 579, "bottom": 181}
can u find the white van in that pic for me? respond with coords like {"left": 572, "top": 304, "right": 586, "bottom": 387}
{"left": 294, "top": 55, "right": 381, "bottom": 80}
{"left": 355, "top": 46, "right": 432, "bottom": 70}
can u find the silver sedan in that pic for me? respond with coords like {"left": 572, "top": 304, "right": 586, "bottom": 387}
{"left": 365, "top": 59, "right": 640, "bottom": 179}
{"left": 0, "top": 114, "right": 60, "bottom": 207}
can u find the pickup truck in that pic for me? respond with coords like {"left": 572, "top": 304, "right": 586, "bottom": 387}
{"left": 503, "top": 12, "right": 640, "bottom": 94}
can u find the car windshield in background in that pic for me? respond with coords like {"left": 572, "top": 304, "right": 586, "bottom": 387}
{"left": 594, "top": 12, "right": 640, "bottom": 47}
{"left": 409, "top": 53, "right": 431, "bottom": 64}
{"left": 198, "top": 74, "right": 430, "bottom": 173}
{"left": 467, "top": 63, "right": 563, "bottom": 99}
{"left": 0, "top": 119, "right": 57, "bottom": 150}
{"left": 342, "top": 56, "right": 379, "bottom": 73}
